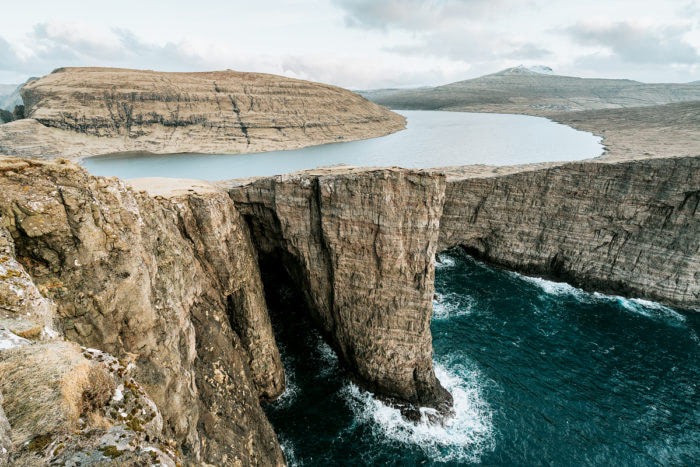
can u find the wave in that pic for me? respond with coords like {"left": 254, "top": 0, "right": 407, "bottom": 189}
{"left": 272, "top": 343, "right": 301, "bottom": 409}
{"left": 341, "top": 360, "right": 495, "bottom": 463}
{"left": 433, "top": 292, "right": 475, "bottom": 320}
{"left": 599, "top": 294, "right": 687, "bottom": 323}
{"left": 435, "top": 254, "right": 456, "bottom": 270}
{"left": 516, "top": 273, "right": 589, "bottom": 299}
{"left": 315, "top": 336, "right": 340, "bottom": 377}
{"left": 278, "top": 435, "right": 299, "bottom": 466}
{"left": 513, "top": 272, "right": 686, "bottom": 324}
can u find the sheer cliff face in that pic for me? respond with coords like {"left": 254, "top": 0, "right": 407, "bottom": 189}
{"left": 0, "top": 158, "right": 285, "bottom": 465}
{"left": 1, "top": 153, "right": 697, "bottom": 463}
{"left": 0, "top": 67, "right": 405, "bottom": 159}
{"left": 440, "top": 157, "right": 700, "bottom": 309}
{"left": 231, "top": 168, "right": 452, "bottom": 411}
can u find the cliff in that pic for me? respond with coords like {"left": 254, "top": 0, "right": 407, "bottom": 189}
{"left": 0, "top": 157, "right": 285, "bottom": 465}
{"left": 0, "top": 67, "right": 405, "bottom": 159}
{"left": 230, "top": 167, "right": 452, "bottom": 415}
{"left": 1, "top": 152, "right": 697, "bottom": 463}
{"left": 440, "top": 157, "right": 699, "bottom": 309}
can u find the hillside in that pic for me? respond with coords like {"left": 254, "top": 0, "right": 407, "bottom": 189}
{"left": 0, "top": 67, "right": 405, "bottom": 159}
{"left": 360, "top": 67, "right": 700, "bottom": 115}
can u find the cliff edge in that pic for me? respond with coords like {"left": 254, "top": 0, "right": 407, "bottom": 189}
{"left": 0, "top": 67, "right": 405, "bottom": 160}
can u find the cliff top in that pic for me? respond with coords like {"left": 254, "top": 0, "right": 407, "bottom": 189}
{"left": 0, "top": 66, "right": 405, "bottom": 160}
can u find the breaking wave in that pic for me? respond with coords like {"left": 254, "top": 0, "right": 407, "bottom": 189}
{"left": 341, "top": 359, "right": 495, "bottom": 463}
{"left": 433, "top": 292, "right": 475, "bottom": 320}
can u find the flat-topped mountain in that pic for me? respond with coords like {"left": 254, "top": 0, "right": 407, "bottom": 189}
{"left": 0, "top": 67, "right": 405, "bottom": 159}
{"left": 360, "top": 67, "right": 700, "bottom": 114}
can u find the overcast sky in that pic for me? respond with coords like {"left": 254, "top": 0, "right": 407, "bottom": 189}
{"left": 1, "top": 0, "right": 698, "bottom": 88}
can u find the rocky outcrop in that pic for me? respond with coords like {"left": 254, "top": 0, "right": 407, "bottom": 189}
{"left": 0, "top": 67, "right": 405, "bottom": 160}
{"left": 0, "top": 157, "right": 285, "bottom": 465}
{"left": 230, "top": 167, "right": 452, "bottom": 414}
{"left": 440, "top": 157, "right": 700, "bottom": 309}
{"left": 1, "top": 150, "right": 697, "bottom": 463}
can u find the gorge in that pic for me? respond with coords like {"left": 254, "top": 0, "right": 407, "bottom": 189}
{"left": 0, "top": 68, "right": 698, "bottom": 465}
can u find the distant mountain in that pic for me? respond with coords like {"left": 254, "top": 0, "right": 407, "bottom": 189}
{"left": 0, "top": 78, "right": 37, "bottom": 111}
{"left": 360, "top": 67, "right": 700, "bottom": 114}
{"left": 0, "top": 84, "right": 18, "bottom": 96}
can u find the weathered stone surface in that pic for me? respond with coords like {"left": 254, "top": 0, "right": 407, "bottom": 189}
{"left": 0, "top": 391, "right": 9, "bottom": 466}
{"left": 0, "top": 152, "right": 697, "bottom": 462}
{"left": 440, "top": 157, "right": 700, "bottom": 309}
{"left": 0, "top": 67, "right": 405, "bottom": 160}
{"left": 231, "top": 167, "right": 452, "bottom": 412}
{"left": 0, "top": 157, "right": 284, "bottom": 465}
{"left": 0, "top": 342, "right": 179, "bottom": 466}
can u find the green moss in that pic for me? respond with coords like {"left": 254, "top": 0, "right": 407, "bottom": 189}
{"left": 126, "top": 416, "right": 143, "bottom": 432}
{"left": 99, "top": 445, "right": 124, "bottom": 459}
{"left": 26, "top": 434, "right": 52, "bottom": 452}
{"left": 0, "top": 269, "right": 22, "bottom": 280}
{"left": 52, "top": 442, "right": 65, "bottom": 457}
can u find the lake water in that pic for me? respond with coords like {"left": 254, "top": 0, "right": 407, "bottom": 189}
{"left": 264, "top": 249, "right": 699, "bottom": 466}
{"left": 81, "top": 110, "right": 603, "bottom": 180}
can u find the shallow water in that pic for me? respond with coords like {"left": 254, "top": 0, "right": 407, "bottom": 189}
{"left": 81, "top": 110, "right": 603, "bottom": 180}
{"left": 265, "top": 249, "right": 699, "bottom": 465}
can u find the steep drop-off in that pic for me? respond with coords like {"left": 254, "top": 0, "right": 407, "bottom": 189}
{"left": 0, "top": 67, "right": 405, "bottom": 159}
{"left": 0, "top": 157, "right": 285, "bottom": 465}
{"left": 440, "top": 157, "right": 699, "bottom": 309}
{"left": 230, "top": 167, "right": 452, "bottom": 414}
{"left": 1, "top": 151, "right": 697, "bottom": 464}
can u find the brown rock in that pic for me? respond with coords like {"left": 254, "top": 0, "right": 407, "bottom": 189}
{"left": 0, "top": 157, "right": 284, "bottom": 465}
{"left": 439, "top": 156, "right": 700, "bottom": 309}
{"left": 231, "top": 167, "right": 453, "bottom": 412}
{"left": 0, "top": 67, "right": 405, "bottom": 160}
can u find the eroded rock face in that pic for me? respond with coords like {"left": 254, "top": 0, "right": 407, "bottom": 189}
{"left": 0, "top": 67, "right": 405, "bottom": 160}
{"left": 0, "top": 151, "right": 697, "bottom": 464}
{"left": 231, "top": 167, "right": 453, "bottom": 412}
{"left": 440, "top": 157, "right": 700, "bottom": 309}
{"left": 0, "top": 157, "right": 284, "bottom": 465}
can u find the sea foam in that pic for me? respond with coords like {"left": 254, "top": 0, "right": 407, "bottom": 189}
{"left": 433, "top": 292, "right": 475, "bottom": 320}
{"left": 341, "top": 359, "right": 495, "bottom": 463}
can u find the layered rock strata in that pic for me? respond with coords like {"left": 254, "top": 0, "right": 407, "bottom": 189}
{"left": 0, "top": 67, "right": 405, "bottom": 160}
{"left": 230, "top": 168, "right": 452, "bottom": 413}
{"left": 0, "top": 157, "right": 285, "bottom": 465}
{"left": 1, "top": 150, "right": 698, "bottom": 463}
{"left": 440, "top": 156, "right": 699, "bottom": 309}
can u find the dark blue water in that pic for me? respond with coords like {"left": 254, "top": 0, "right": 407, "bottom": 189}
{"left": 264, "top": 248, "right": 699, "bottom": 465}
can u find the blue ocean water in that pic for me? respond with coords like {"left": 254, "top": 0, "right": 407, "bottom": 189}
{"left": 264, "top": 248, "right": 699, "bottom": 465}
{"left": 81, "top": 110, "right": 603, "bottom": 180}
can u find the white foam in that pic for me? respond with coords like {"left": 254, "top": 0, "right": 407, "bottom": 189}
{"left": 279, "top": 436, "right": 299, "bottom": 466}
{"left": 315, "top": 337, "right": 339, "bottom": 377}
{"left": 606, "top": 295, "right": 686, "bottom": 323}
{"left": 517, "top": 273, "right": 585, "bottom": 298}
{"left": 433, "top": 293, "right": 474, "bottom": 320}
{"left": 274, "top": 344, "right": 301, "bottom": 409}
{"left": 341, "top": 361, "right": 494, "bottom": 463}
{"left": 435, "top": 254, "right": 456, "bottom": 269}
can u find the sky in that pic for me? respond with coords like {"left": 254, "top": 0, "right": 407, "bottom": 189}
{"left": 0, "top": 0, "right": 698, "bottom": 88}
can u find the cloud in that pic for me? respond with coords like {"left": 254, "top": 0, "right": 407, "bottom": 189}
{"left": 334, "top": 0, "right": 548, "bottom": 63}
{"left": 334, "top": 0, "right": 520, "bottom": 31}
{"left": 0, "top": 21, "right": 471, "bottom": 89}
{"left": 566, "top": 20, "right": 700, "bottom": 65}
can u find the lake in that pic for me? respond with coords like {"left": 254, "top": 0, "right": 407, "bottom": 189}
{"left": 82, "top": 110, "right": 603, "bottom": 180}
